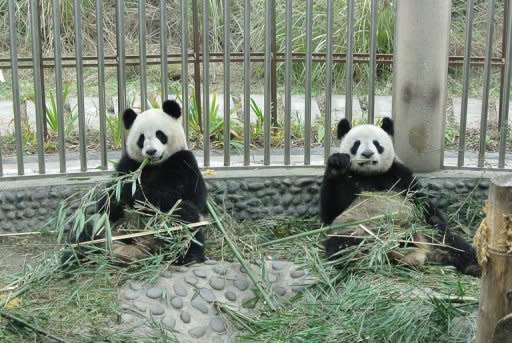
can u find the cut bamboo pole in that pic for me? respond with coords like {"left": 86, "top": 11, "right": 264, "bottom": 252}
{"left": 476, "top": 175, "right": 512, "bottom": 343}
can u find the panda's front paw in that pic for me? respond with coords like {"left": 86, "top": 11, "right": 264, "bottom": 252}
{"left": 327, "top": 153, "right": 351, "bottom": 174}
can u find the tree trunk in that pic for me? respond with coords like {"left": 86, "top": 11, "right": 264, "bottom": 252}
{"left": 476, "top": 175, "right": 512, "bottom": 343}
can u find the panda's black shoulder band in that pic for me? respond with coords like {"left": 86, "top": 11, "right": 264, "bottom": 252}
{"left": 162, "top": 100, "right": 182, "bottom": 119}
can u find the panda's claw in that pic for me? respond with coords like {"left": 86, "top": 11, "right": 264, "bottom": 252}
{"left": 327, "top": 153, "right": 351, "bottom": 174}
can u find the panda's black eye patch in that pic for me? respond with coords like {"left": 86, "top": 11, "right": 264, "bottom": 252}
{"left": 373, "top": 140, "right": 384, "bottom": 154}
{"left": 137, "top": 134, "right": 145, "bottom": 149}
{"left": 156, "top": 130, "right": 168, "bottom": 144}
{"left": 350, "top": 140, "right": 361, "bottom": 155}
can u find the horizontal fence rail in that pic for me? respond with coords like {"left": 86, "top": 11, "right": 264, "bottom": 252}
{"left": 0, "top": 0, "right": 510, "bottom": 179}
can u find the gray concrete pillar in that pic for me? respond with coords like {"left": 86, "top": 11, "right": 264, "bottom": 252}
{"left": 392, "top": 0, "right": 451, "bottom": 172}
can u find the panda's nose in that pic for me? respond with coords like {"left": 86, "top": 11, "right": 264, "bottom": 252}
{"left": 146, "top": 149, "right": 157, "bottom": 156}
{"left": 361, "top": 150, "right": 374, "bottom": 158}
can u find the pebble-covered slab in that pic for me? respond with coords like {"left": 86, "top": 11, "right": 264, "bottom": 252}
{"left": 116, "top": 260, "right": 315, "bottom": 341}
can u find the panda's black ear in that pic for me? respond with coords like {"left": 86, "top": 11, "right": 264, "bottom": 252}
{"left": 337, "top": 119, "right": 351, "bottom": 139}
{"left": 162, "top": 100, "right": 182, "bottom": 119}
{"left": 381, "top": 117, "right": 394, "bottom": 136}
{"left": 123, "top": 108, "right": 137, "bottom": 130}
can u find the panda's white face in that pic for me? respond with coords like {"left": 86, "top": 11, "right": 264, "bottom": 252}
{"left": 339, "top": 123, "right": 395, "bottom": 175}
{"left": 125, "top": 107, "right": 187, "bottom": 165}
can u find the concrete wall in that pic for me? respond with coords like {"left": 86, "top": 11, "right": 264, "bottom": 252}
{"left": 0, "top": 168, "right": 495, "bottom": 234}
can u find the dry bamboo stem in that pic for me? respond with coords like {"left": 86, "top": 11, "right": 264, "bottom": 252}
{"left": 476, "top": 175, "right": 512, "bottom": 343}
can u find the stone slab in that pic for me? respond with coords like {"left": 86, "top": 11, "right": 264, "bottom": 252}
{"left": 0, "top": 100, "right": 15, "bottom": 135}
{"left": 116, "top": 260, "right": 315, "bottom": 341}
{"left": 451, "top": 97, "right": 497, "bottom": 129}
{"left": 330, "top": 95, "right": 363, "bottom": 122}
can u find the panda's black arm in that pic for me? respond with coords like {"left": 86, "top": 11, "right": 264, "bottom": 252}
{"left": 320, "top": 153, "right": 358, "bottom": 224}
{"left": 97, "top": 155, "right": 142, "bottom": 222}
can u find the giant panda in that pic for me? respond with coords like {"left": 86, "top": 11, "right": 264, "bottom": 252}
{"left": 320, "top": 117, "right": 481, "bottom": 277}
{"left": 63, "top": 100, "right": 207, "bottom": 265}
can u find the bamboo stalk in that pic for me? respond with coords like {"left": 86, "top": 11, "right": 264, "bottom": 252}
{"left": 207, "top": 201, "right": 277, "bottom": 311}
{"left": 69, "top": 221, "right": 210, "bottom": 247}
{"left": 0, "top": 231, "right": 57, "bottom": 237}
{"left": 258, "top": 211, "right": 400, "bottom": 248}
{"left": 0, "top": 311, "right": 69, "bottom": 343}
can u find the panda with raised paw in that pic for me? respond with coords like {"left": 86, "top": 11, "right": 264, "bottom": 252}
{"left": 63, "top": 100, "right": 207, "bottom": 266}
{"left": 320, "top": 117, "right": 481, "bottom": 277}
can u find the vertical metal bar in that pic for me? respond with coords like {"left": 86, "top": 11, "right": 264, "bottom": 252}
{"left": 457, "top": 0, "right": 474, "bottom": 167}
{"left": 243, "top": 0, "right": 251, "bottom": 166}
{"left": 304, "top": 0, "right": 313, "bottom": 165}
{"left": 498, "top": 1, "right": 512, "bottom": 168}
{"left": 30, "top": 0, "right": 45, "bottom": 174}
{"left": 478, "top": 0, "right": 496, "bottom": 168}
{"left": 192, "top": 0, "right": 202, "bottom": 129}
{"left": 263, "top": 0, "right": 272, "bottom": 165}
{"left": 345, "top": 0, "right": 355, "bottom": 123}
{"left": 284, "top": 0, "right": 292, "bottom": 165}
{"left": 270, "top": 0, "right": 277, "bottom": 127}
{"left": 160, "top": 0, "right": 168, "bottom": 103}
{"left": 223, "top": 0, "right": 231, "bottom": 166}
{"left": 138, "top": 0, "right": 147, "bottom": 112}
{"left": 181, "top": 0, "right": 190, "bottom": 144}
{"left": 8, "top": 0, "right": 23, "bottom": 175}
{"left": 368, "top": 0, "right": 378, "bottom": 124}
{"left": 324, "top": 0, "right": 333, "bottom": 163}
{"left": 96, "top": 0, "right": 107, "bottom": 169}
{"left": 498, "top": 0, "right": 510, "bottom": 132}
{"left": 53, "top": 0, "right": 66, "bottom": 173}
{"left": 74, "top": 0, "right": 87, "bottom": 171}
{"left": 116, "top": 0, "right": 127, "bottom": 151}
{"left": 202, "top": 0, "right": 210, "bottom": 167}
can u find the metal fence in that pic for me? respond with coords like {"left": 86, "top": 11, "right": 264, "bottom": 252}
{"left": 0, "top": 0, "right": 510, "bottom": 179}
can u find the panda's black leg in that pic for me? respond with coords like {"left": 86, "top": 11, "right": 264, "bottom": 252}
{"left": 324, "top": 235, "right": 363, "bottom": 260}
{"left": 176, "top": 230, "right": 206, "bottom": 265}
{"left": 442, "top": 233, "right": 481, "bottom": 277}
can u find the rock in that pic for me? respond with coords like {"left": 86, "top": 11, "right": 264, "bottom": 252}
{"left": 210, "top": 317, "right": 227, "bottom": 333}
{"left": 146, "top": 287, "right": 163, "bottom": 299}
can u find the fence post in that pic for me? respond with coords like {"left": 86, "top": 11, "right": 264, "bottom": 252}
{"left": 476, "top": 175, "right": 512, "bottom": 342}
{"left": 392, "top": 0, "right": 451, "bottom": 172}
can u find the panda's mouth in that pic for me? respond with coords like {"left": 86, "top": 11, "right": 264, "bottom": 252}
{"left": 357, "top": 160, "right": 378, "bottom": 166}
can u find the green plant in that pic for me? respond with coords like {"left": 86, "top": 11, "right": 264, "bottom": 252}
{"left": 44, "top": 81, "right": 77, "bottom": 137}
{"left": 106, "top": 114, "right": 122, "bottom": 150}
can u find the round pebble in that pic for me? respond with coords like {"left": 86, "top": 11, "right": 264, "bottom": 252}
{"left": 209, "top": 277, "right": 226, "bottom": 290}
{"left": 193, "top": 269, "right": 207, "bottom": 278}
{"left": 225, "top": 290, "right": 237, "bottom": 301}
{"left": 267, "top": 274, "right": 278, "bottom": 283}
{"left": 160, "top": 271, "right": 173, "bottom": 278}
{"left": 188, "top": 326, "right": 206, "bottom": 338}
{"left": 213, "top": 338, "right": 225, "bottom": 343}
{"left": 170, "top": 296, "right": 184, "bottom": 309}
{"left": 204, "top": 260, "right": 218, "bottom": 265}
{"left": 291, "top": 285, "right": 305, "bottom": 293}
{"left": 291, "top": 270, "right": 305, "bottom": 278}
{"left": 129, "top": 281, "right": 143, "bottom": 291}
{"left": 124, "top": 290, "right": 139, "bottom": 300}
{"left": 185, "top": 275, "right": 198, "bottom": 285}
{"left": 191, "top": 299, "right": 209, "bottom": 314}
{"left": 199, "top": 288, "right": 216, "bottom": 302}
{"left": 162, "top": 316, "right": 176, "bottom": 329}
{"left": 213, "top": 265, "right": 228, "bottom": 275}
{"left": 146, "top": 287, "right": 163, "bottom": 299}
{"left": 150, "top": 304, "right": 165, "bottom": 316}
{"left": 173, "top": 282, "right": 188, "bottom": 297}
{"left": 180, "top": 311, "right": 191, "bottom": 323}
{"left": 273, "top": 286, "right": 287, "bottom": 296}
{"left": 134, "top": 301, "right": 147, "bottom": 312}
{"left": 210, "top": 317, "right": 226, "bottom": 333}
{"left": 272, "top": 261, "right": 287, "bottom": 270}
{"left": 233, "top": 278, "right": 249, "bottom": 291}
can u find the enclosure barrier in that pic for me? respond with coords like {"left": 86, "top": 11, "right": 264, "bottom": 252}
{"left": 0, "top": 0, "right": 510, "bottom": 179}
